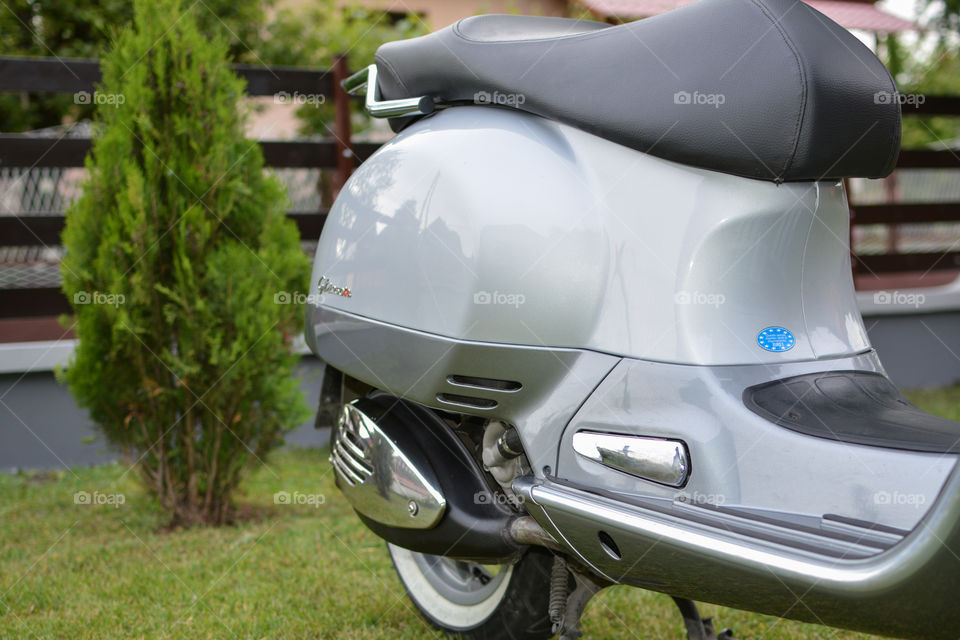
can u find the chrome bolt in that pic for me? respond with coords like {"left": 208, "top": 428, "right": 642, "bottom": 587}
{"left": 407, "top": 500, "right": 419, "bottom": 517}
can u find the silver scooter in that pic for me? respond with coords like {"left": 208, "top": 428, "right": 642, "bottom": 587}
{"left": 306, "top": 0, "right": 960, "bottom": 637}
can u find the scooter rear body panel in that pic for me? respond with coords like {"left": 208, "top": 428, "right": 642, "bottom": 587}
{"left": 307, "top": 106, "right": 869, "bottom": 368}
{"left": 307, "top": 106, "right": 960, "bottom": 638}
{"left": 557, "top": 353, "right": 954, "bottom": 533}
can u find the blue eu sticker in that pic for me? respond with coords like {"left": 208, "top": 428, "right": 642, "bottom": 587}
{"left": 757, "top": 326, "right": 795, "bottom": 352}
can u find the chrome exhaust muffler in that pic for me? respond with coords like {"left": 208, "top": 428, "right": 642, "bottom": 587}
{"left": 331, "top": 402, "right": 446, "bottom": 529}
{"left": 329, "top": 395, "right": 527, "bottom": 562}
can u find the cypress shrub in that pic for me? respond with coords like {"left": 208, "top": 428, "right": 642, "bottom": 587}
{"left": 61, "top": 0, "right": 309, "bottom": 526}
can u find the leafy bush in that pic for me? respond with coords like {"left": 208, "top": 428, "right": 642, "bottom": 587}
{"left": 260, "top": 0, "right": 429, "bottom": 137}
{"left": 0, "top": 0, "right": 276, "bottom": 132}
{"left": 60, "top": 0, "right": 309, "bottom": 526}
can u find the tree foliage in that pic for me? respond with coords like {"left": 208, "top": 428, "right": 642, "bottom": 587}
{"left": 923, "top": 0, "right": 960, "bottom": 34}
{"left": 0, "top": 0, "right": 426, "bottom": 133}
{"left": 60, "top": 0, "right": 309, "bottom": 526}
{"left": 261, "top": 2, "right": 429, "bottom": 136}
{"left": 903, "top": 51, "right": 960, "bottom": 148}
{"left": 883, "top": 34, "right": 960, "bottom": 149}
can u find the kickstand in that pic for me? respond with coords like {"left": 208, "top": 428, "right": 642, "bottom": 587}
{"left": 672, "top": 597, "right": 734, "bottom": 640}
{"left": 550, "top": 557, "right": 609, "bottom": 640}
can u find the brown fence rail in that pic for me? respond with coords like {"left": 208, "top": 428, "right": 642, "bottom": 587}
{"left": 849, "top": 99, "right": 960, "bottom": 281}
{"left": 1, "top": 56, "right": 960, "bottom": 325}
{"left": 851, "top": 203, "right": 960, "bottom": 225}
{"left": 0, "top": 55, "right": 366, "bottom": 322}
{"left": 858, "top": 252, "right": 960, "bottom": 273}
{"left": 0, "top": 56, "right": 337, "bottom": 97}
{"left": 0, "top": 212, "right": 332, "bottom": 247}
{"left": 850, "top": 137, "right": 960, "bottom": 280}
{"left": 0, "top": 135, "right": 380, "bottom": 169}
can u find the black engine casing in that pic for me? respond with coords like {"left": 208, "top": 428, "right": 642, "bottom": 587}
{"left": 338, "top": 393, "right": 521, "bottom": 562}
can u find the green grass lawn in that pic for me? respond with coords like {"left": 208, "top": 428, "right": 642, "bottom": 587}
{"left": 1, "top": 385, "right": 958, "bottom": 639}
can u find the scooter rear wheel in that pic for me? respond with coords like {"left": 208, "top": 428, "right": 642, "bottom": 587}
{"left": 387, "top": 543, "right": 555, "bottom": 639}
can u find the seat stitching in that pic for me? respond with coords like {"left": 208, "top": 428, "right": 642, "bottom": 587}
{"left": 452, "top": 16, "right": 611, "bottom": 44}
{"left": 747, "top": 0, "right": 806, "bottom": 180}
{"left": 374, "top": 53, "right": 410, "bottom": 95}
{"left": 880, "top": 69, "right": 901, "bottom": 175}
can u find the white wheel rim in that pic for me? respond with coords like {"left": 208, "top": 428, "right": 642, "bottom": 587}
{"left": 389, "top": 544, "right": 514, "bottom": 629}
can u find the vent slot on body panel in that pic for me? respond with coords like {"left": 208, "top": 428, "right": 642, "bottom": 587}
{"left": 447, "top": 375, "right": 522, "bottom": 392}
{"left": 436, "top": 393, "right": 498, "bottom": 410}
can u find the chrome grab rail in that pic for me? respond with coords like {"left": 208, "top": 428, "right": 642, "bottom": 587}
{"left": 342, "top": 64, "right": 435, "bottom": 118}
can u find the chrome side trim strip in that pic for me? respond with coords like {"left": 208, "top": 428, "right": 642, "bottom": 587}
{"left": 515, "top": 479, "right": 960, "bottom": 635}
{"left": 525, "top": 481, "right": 878, "bottom": 583}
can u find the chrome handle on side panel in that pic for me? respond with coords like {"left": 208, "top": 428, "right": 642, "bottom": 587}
{"left": 343, "top": 64, "right": 435, "bottom": 118}
{"left": 572, "top": 431, "right": 690, "bottom": 487}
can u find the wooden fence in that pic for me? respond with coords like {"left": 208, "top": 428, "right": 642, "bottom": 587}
{"left": 1, "top": 55, "right": 959, "bottom": 327}
{"left": 0, "top": 55, "right": 373, "bottom": 321}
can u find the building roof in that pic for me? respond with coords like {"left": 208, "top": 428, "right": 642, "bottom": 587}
{"left": 578, "top": 0, "right": 917, "bottom": 32}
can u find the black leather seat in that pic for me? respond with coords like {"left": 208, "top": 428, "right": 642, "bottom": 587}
{"left": 374, "top": 0, "right": 901, "bottom": 183}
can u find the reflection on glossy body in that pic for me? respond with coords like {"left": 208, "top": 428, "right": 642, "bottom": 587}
{"left": 309, "top": 107, "right": 867, "bottom": 366}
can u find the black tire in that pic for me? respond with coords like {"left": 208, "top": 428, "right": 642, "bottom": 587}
{"left": 388, "top": 543, "right": 557, "bottom": 639}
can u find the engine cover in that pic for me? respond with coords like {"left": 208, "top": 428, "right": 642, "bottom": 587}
{"left": 331, "top": 401, "right": 447, "bottom": 529}
{"left": 331, "top": 395, "right": 521, "bottom": 562}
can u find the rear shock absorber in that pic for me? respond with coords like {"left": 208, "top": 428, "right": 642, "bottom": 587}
{"left": 549, "top": 555, "right": 570, "bottom": 631}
